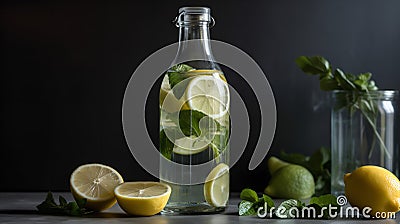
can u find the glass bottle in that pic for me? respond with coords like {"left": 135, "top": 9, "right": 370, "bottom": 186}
{"left": 159, "top": 7, "right": 230, "bottom": 214}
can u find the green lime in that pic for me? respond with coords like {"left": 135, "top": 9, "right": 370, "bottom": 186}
{"left": 264, "top": 165, "right": 315, "bottom": 199}
{"left": 267, "top": 156, "right": 290, "bottom": 175}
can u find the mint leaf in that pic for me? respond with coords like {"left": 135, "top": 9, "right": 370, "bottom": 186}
{"left": 334, "top": 69, "right": 356, "bottom": 90}
{"left": 176, "top": 110, "right": 207, "bottom": 136}
{"left": 240, "top": 188, "right": 258, "bottom": 203}
{"left": 59, "top": 196, "right": 67, "bottom": 207}
{"left": 75, "top": 197, "right": 87, "bottom": 209}
{"left": 295, "top": 56, "right": 331, "bottom": 75}
{"left": 36, "top": 192, "right": 92, "bottom": 216}
{"left": 275, "top": 199, "right": 304, "bottom": 218}
{"left": 211, "top": 126, "right": 229, "bottom": 153}
{"left": 256, "top": 194, "right": 275, "bottom": 213}
{"left": 168, "top": 109, "right": 221, "bottom": 137}
{"left": 238, "top": 201, "right": 256, "bottom": 216}
{"left": 160, "top": 129, "right": 173, "bottom": 160}
{"left": 238, "top": 188, "right": 275, "bottom": 217}
{"left": 45, "top": 191, "right": 56, "bottom": 205}
{"left": 296, "top": 55, "right": 389, "bottom": 166}
{"left": 250, "top": 194, "right": 275, "bottom": 217}
{"left": 308, "top": 147, "right": 330, "bottom": 176}
{"left": 167, "top": 64, "right": 194, "bottom": 98}
{"left": 168, "top": 64, "right": 194, "bottom": 87}
{"left": 308, "top": 194, "right": 338, "bottom": 219}
{"left": 309, "top": 194, "right": 338, "bottom": 207}
{"left": 320, "top": 76, "right": 339, "bottom": 91}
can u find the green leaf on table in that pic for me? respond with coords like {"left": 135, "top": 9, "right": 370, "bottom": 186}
{"left": 275, "top": 199, "right": 304, "bottom": 218}
{"left": 59, "top": 196, "right": 67, "bottom": 207}
{"left": 308, "top": 194, "right": 339, "bottom": 219}
{"left": 36, "top": 192, "right": 92, "bottom": 216}
{"left": 75, "top": 198, "right": 87, "bottom": 209}
{"left": 240, "top": 188, "right": 259, "bottom": 203}
{"left": 67, "top": 202, "right": 81, "bottom": 216}
{"left": 259, "top": 194, "right": 275, "bottom": 212}
{"left": 309, "top": 194, "right": 338, "bottom": 207}
{"left": 239, "top": 200, "right": 257, "bottom": 216}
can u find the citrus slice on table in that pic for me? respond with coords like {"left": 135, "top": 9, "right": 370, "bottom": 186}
{"left": 204, "top": 163, "right": 230, "bottom": 207}
{"left": 185, "top": 75, "right": 229, "bottom": 118}
{"left": 114, "top": 182, "right": 171, "bottom": 216}
{"left": 70, "top": 163, "right": 124, "bottom": 211}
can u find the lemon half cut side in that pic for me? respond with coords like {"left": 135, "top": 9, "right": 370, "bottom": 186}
{"left": 70, "top": 163, "right": 124, "bottom": 211}
{"left": 114, "top": 182, "right": 171, "bottom": 216}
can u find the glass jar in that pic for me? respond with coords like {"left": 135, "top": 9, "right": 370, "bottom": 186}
{"left": 159, "top": 7, "right": 230, "bottom": 214}
{"left": 331, "top": 90, "right": 399, "bottom": 195}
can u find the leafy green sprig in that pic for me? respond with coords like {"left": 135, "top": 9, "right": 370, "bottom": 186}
{"left": 295, "top": 56, "right": 388, "bottom": 159}
{"left": 238, "top": 188, "right": 275, "bottom": 216}
{"left": 238, "top": 188, "right": 338, "bottom": 219}
{"left": 295, "top": 56, "right": 378, "bottom": 92}
{"left": 37, "top": 192, "right": 93, "bottom": 216}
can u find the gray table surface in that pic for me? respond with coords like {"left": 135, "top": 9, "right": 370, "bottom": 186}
{"left": 0, "top": 192, "right": 398, "bottom": 224}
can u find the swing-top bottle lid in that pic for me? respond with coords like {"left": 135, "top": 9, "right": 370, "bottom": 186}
{"left": 174, "top": 7, "right": 214, "bottom": 27}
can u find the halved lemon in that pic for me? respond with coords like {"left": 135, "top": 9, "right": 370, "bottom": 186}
{"left": 204, "top": 163, "right": 230, "bottom": 207}
{"left": 114, "top": 182, "right": 171, "bottom": 216}
{"left": 70, "top": 163, "right": 124, "bottom": 211}
{"left": 185, "top": 75, "right": 229, "bottom": 119}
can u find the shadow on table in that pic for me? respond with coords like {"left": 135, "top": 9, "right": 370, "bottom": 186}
{"left": 0, "top": 209, "right": 128, "bottom": 218}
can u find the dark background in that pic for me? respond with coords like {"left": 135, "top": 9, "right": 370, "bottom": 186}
{"left": 1, "top": 0, "right": 400, "bottom": 192}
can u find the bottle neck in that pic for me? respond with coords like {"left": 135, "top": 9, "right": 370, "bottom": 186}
{"left": 173, "top": 25, "right": 214, "bottom": 64}
{"left": 179, "top": 24, "right": 210, "bottom": 41}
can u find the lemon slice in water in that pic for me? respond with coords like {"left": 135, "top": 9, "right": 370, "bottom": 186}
{"left": 172, "top": 135, "right": 210, "bottom": 155}
{"left": 204, "top": 163, "right": 230, "bottom": 207}
{"left": 185, "top": 75, "right": 229, "bottom": 118}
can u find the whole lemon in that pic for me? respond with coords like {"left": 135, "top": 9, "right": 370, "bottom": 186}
{"left": 344, "top": 165, "right": 400, "bottom": 216}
